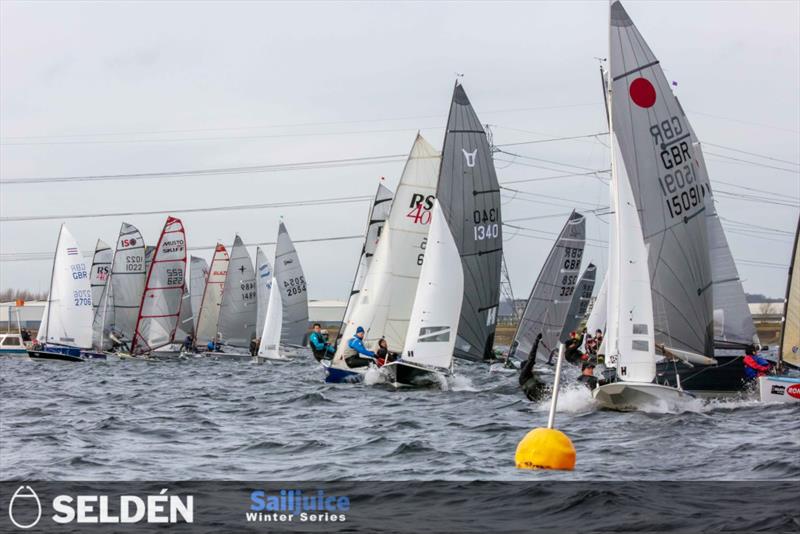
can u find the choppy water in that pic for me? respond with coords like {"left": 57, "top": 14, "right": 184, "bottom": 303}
{"left": 1, "top": 354, "right": 798, "bottom": 481}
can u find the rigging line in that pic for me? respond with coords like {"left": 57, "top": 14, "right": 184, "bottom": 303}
{"left": 0, "top": 154, "right": 408, "bottom": 185}
{"left": 494, "top": 132, "right": 609, "bottom": 148}
{"left": 495, "top": 148, "right": 606, "bottom": 173}
{"left": 702, "top": 142, "right": 800, "bottom": 167}
{"left": 0, "top": 234, "right": 365, "bottom": 263}
{"left": 500, "top": 170, "right": 611, "bottom": 184}
{"left": 494, "top": 157, "right": 610, "bottom": 181}
{"left": 719, "top": 216, "right": 794, "bottom": 235}
{"left": 500, "top": 186, "right": 608, "bottom": 208}
{"left": 685, "top": 109, "right": 800, "bottom": 135}
{"left": 505, "top": 212, "right": 576, "bottom": 223}
{"left": 704, "top": 151, "right": 800, "bottom": 174}
{"left": 713, "top": 179, "right": 797, "bottom": 199}
{"left": 0, "top": 102, "right": 602, "bottom": 141}
{"left": 0, "top": 195, "right": 373, "bottom": 223}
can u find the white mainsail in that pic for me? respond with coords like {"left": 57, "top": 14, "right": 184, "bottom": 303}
{"left": 608, "top": 131, "right": 656, "bottom": 382}
{"left": 781, "top": 216, "right": 800, "bottom": 368}
{"left": 255, "top": 247, "right": 274, "bottom": 338}
{"left": 190, "top": 256, "right": 209, "bottom": 331}
{"left": 218, "top": 235, "right": 257, "bottom": 347}
{"left": 332, "top": 135, "right": 440, "bottom": 366}
{"left": 586, "top": 273, "right": 608, "bottom": 336}
{"left": 257, "top": 276, "right": 283, "bottom": 359}
{"left": 131, "top": 216, "right": 187, "bottom": 354}
{"left": 109, "top": 223, "right": 146, "bottom": 341}
{"left": 37, "top": 225, "right": 93, "bottom": 349}
{"left": 274, "top": 222, "right": 309, "bottom": 347}
{"left": 401, "top": 202, "right": 463, "bottom": 370}
{"left": 89, "top": 239, "right": 112, "bottom": 315}
{"left": 337, "top": 182, "right": 393, "bottom": 345}
{"left": 195, "top": 244, "right": 229, "bottom": 346}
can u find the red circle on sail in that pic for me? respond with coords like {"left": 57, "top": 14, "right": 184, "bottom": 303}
{"left": 629, "top": 77, "right": 656, "bottom": 108}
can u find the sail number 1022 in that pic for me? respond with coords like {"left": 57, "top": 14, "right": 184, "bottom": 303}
{"left": 473, "top": 209, "right": 498, "bottom": 241}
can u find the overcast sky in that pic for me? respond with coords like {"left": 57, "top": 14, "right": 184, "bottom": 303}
{"left": 1, "top": 0, "right": 798, "bottom": 302}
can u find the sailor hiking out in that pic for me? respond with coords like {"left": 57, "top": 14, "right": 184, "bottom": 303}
{"left": 309, "top": 323, "right": 335, "bottom": 361}
{"left": 343, "top": 326, "right": 376, "bottom": 368}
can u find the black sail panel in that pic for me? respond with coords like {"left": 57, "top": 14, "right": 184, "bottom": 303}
{"left": 436, "top": 84, "right": 503, "bottom": 361}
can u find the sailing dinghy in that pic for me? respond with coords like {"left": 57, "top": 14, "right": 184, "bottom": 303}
{"left": 210, "top": 235, "right": 257, "bottom": 361}
{"left": 116, "top": 216, "right": 189, "bottom": 359}
{"left": 255, "top": 247, "right": 274, "bottom": 341}
{"left": 195, "top": 243, "right": 229, "bottom": 351}
{"left": 509, "top": 211, "right": 586, "bottom": 363}
{"left": 759, "top": 215, "right": 800, "bottom": 403}
{"left": 255, "top": 276, "right": 286, "bottom": 362}
{"left": 28, "top": 225, "right": 100, "bottom": 362}
{"left": 382, "top": 201, "right": 463, "bottom": 386}
{"left": 274, "top": 221, "right": 309, "bottom": 350}
{"left": 326, "top": 135, "right": 439, "bottom": 383}
{"left": 334, "top": 181, "right": 393, "bottom": 351}
{"left": 593, "top": 0, "right": 713, "bottom": 410}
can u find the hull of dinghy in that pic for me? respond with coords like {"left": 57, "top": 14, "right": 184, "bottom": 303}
{"left": 324, "top": 365, "right": 365, "bottom": 384}
{"left": 758, "top": 376, "right": 800, "bottom": 403}
{"left": 384, "top": 361, "right": 448, "bottom": 388}
{"left": 592, "top": 382, "right": 693, "bottom": 411}
{"left": 27, "top": 348, "right": 84, "bottom": 363}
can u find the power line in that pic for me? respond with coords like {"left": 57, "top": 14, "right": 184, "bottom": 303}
{"left": 0, "top": 234, "right": 363, "bottom": 262}
{"left": 0, "top": 102, "right": 602, "bottom": 142}
{"left": 704, "top": 151, "right": 800, "bottom": 174}
{"left": 703, "top": 142, "right": 799, "bottom": 167}
{"left": 0, "top": 195, "right": 373, "bottom": 223}
{"left": 0, "top": 153, "right": 409, "bottom": 186}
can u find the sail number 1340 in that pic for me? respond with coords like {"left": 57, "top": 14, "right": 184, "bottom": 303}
{"left": 473, "top": 209, "right": 498, "bottom": 241}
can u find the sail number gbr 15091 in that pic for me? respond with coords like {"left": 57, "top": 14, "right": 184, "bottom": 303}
{"left": 473, "top": 209, "right": 498, "bottom": 241}
{"left": 650, "top": 116, "right": 705, "bottom": 220}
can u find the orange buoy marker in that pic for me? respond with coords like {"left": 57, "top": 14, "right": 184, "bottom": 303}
{"left": 515, "top": 343, "right": 576, "bottom": 471}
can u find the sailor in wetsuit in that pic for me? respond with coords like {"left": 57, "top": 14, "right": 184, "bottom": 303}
{"left": 519, "top": 333, "right": 546, "bottom": 401}
{"left": 109, "top": 330, "right": 131, "bottom": 353}
{"left": 344, "top": 326, "right": 376, "bottom": 368}
{"left": 309, "top": 323, "right": 335, "bottom": 361}
{"left": 577, "top": 361, "right": 607, "bottom": 390}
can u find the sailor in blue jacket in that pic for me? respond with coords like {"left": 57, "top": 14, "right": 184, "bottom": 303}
{"left": 345, "top": 326, "right": 376, "bottom": 368}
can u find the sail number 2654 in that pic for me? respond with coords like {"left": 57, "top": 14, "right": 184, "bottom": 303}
{"left": 473, "top": 209, "right": 498, "bottom": 241}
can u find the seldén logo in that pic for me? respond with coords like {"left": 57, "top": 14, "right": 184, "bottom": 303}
{"left": 8, "top": 486, "right": 42, "bottom": 529}
{"left": 7, "top": 485, "right": 193, "bottom": 528}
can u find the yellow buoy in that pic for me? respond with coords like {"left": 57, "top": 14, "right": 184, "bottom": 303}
{"left": 515, "top": 343, "right": 576, "bottom": 471}
{"left": 515, "top": 427, "right": 575, "bottom": 470}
